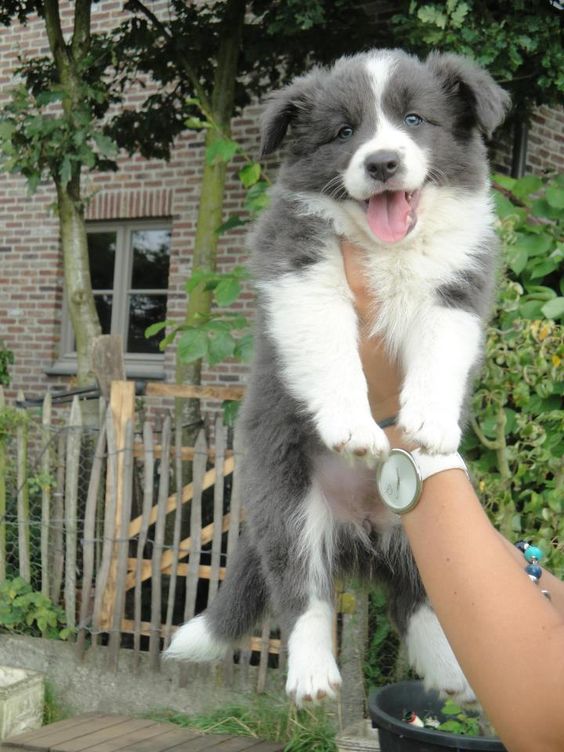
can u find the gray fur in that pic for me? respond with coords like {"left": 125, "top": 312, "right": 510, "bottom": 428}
{"left": 182, "top": 50, "right": 508, "bottom": 675}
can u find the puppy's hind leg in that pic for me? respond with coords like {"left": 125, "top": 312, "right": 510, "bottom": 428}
{"left": 280, "top": 483, "right": 341, "bottom": 705}
{"left": 164, "top": 534, "right": 268, "bottom": 662}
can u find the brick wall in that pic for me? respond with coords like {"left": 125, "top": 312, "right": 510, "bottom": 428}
{"left": 1, "top": 2, "right": 562, "bottom": 402}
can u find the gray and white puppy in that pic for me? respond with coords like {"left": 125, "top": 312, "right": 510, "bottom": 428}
{"left": 166, "top": 49, "right": 510, "bottom": 706}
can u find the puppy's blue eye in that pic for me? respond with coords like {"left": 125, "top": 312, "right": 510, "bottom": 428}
{"left": 337, "top": 125, "right": 354, "bottom": 140}
{"left": 404, "top": 113, "right": 423, "bottom": 127}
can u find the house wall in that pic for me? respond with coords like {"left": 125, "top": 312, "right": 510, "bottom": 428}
{"left": 1, "top": 1, "right": 562, "bottom": 403}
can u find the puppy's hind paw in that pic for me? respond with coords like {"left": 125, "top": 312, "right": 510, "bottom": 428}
{"left": 164, "top": 614, "right": 230, "bottom": 662}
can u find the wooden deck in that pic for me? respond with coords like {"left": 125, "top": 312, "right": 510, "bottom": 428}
{"left": 1, "top": 714, "right": 284, "bottom": 752}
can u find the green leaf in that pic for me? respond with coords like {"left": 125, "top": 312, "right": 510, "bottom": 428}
{"left": 205, "top": 138, "right": 239, "bottom": 165}
{"left": 235, "top": 334, "right": 254, "bottom": 363}
{"left": 144, "top": 320, "right": 171, "bottom": 339}
{"left": 222, "top": 399, "right": 240, "bottom": 427}
{"left": 545, "top": 186, "right": 564, "bottom": 210}
{"left": 541, "top": 297, "right": 564, "bottom": 320}
{"left": 239, "top": 162, "right": 261, "bottom": 188}
{"left": 512, "top": 175, "right": 542, "bottom": 200}
{"left": 35, "top": 90, "right": 63, "bottom": 106}
{"left": 92, "top": 132, "right": 117, "bottom": 158}
{"left": 177, "top": 329, "right": 208, "bottom": 363}
{"left": 506, "top": 244, "right": 528, "bottom": 276}
{"left": 60, "top": 156, "right": 72, "bottom": 186}
{"left": 185, "top": 116, "right": 211, "bottom": 130}
{"left": 513, "top": 233, "right": 552, "bottom": 258}
{"left": 208, "top": 330, "right": 236, "bottom": 365}
{"left": 216, "top": 215, "right": 248, "bottom": 235}
{"left": 215, "top": 277, "right": 241, "bottom": 307}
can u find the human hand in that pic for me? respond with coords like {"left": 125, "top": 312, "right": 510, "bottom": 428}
{"left": 340, "top": 239, "right": 402, "bottom": 421}
{"left": 340, "top": 239, "right": 416, "bottom": 451}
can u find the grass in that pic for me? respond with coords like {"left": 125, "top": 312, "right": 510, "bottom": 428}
{"left": 147, "top": 696, "right": 337, "bottom": 751}
{"left": 42, "top": 681, "right": 68, "bottom": 725}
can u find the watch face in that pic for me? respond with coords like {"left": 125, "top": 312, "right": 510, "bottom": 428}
{"left": 377, "top": 449, "right": 422, "bottom": 514}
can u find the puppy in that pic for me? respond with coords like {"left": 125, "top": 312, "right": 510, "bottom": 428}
{"left": 166, "top": 49, "right": 510, "bottom": 706}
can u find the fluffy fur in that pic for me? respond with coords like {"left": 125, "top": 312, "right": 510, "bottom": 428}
{"left": 165, "top": 49, "right": 509, "bottom": 705}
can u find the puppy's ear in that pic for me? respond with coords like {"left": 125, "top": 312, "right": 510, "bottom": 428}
{"left": 426, "top": 52, "right": 511, "bottom": 138}
{"left": 260, "top": 71, "right": 322, "bottom": 157}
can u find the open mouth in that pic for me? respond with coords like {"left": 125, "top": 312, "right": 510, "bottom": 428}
{"left": 364, "top": 189, "right": 421, "bottom": 244}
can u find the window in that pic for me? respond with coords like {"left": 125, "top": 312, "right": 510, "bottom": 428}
{"left": 54, "top": 220, "right": 171, "bottom": 378}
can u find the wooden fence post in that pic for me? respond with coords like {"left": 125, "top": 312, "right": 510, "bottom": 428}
{"left": 76, "top": 408, "right": 107, "bottom": 658}
{"left": 16, "top": 390, "right": 30, "bottom": 582}
{"left": 149, "top": 415, "right": 171, "bottom": 671}
{"left": 99, "top": 380, "right": 135, "bottom": 630}
{"left": 0, "top": 386, "right": 6, "bottom": 582}
{"left": 64, "top": 396, "right": 82, "bottom": 631}
{"left": 41, "top": 392, "right": 52, "bottom": 597}
{"left": 109, "top": 419, "right": 134, "bottom": 670}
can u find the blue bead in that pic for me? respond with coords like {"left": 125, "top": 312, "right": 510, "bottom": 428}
{"left": 524, "top": 546, "right": 543, "bottom": 563}
{"left": 515, "top": 540, "right": 528, "bottom": 553}
{"left": 526, "top": 564, "right": 542, "bottom": 580}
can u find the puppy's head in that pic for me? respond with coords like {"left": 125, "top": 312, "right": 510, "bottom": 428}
{"left": 261, "top": 50, "right": 510, "bottom": 245}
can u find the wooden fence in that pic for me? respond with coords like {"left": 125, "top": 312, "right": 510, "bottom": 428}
{"left": 0, "top": 380, "right": 288, "bottom": 692}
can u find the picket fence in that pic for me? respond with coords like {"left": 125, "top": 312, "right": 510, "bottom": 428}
{"left": 0, "top": 380, "right": 294, "bottom": 692}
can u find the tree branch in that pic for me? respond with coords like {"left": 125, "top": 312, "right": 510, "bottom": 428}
{"left": 43, "top": 0, "right": 69, "bottom": 76}
{"left": 72, "top": 0, "right": 91, "bottom": 58}
{"left": 125, "top": 0, "right": 212, "bottom": 113}
{"left": 470, "top": 415, "right": 501, "bottom": 451}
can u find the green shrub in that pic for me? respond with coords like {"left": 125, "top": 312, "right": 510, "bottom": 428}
{"left": 0, "top": 342, "right": 14, "bottom": 387}
{"left": 464, "top": 174, "right": 564, "bottom": 576}
{"left": 0, "top": 577, "right": 73, "bottom": 640}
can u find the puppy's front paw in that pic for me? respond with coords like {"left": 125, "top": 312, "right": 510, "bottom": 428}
{"left": 317, "top": 413, "right": 390, "bottom": 459}
{"left": 286, "top": 649, "right": 342, "bottom": 706}
{"left": 399, "top": 399, "right": 461, "bottom": 455}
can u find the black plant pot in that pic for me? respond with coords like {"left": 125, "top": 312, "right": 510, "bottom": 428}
{"left": 368, "top": 681, "right": 507, "bottom": 752}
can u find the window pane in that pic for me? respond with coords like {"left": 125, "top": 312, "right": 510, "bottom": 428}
{"left": 88, "top": 233, "right": 116, "bottom": 290}
{"left": 131, "top": 229, "right": 171, "bottom": 290}
{"left": 127, "top": 294, "right": 167, "bottom": 354}
{"left": 95, "top": 294, "right": 112, "bottom": 334}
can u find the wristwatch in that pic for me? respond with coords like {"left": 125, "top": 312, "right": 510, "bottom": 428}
{"left": 376, "top": 448, "right": 468, "bottom": 514}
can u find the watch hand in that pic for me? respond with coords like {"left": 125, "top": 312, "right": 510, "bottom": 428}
{"left": 396, "top": 468, "right": 400, "bottom": 492}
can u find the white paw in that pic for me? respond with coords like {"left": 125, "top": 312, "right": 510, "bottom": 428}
{"left": 286, "top": 649, "right": 342, "bottom": 706}
{"left": 406, "top": 605, "right": 476, "bottom": 705}
{"left": 399, "top": 399, "right": 461, "bottom": 455}
{"left": 163, "top": 614, "right": 229, "bottom": 662}
{"left": 317, "top": 412, "right": 390, "bottom": 459}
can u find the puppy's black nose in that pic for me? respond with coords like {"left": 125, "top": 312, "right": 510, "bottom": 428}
{"left": 365, "top": 151, "right": 400, "bottom": 182}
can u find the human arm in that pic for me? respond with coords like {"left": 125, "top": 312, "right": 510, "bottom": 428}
{"left": 341, "top": 239, "right": 564, "bottom": 752}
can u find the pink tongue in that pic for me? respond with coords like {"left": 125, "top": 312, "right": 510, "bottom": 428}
{"left": 367, "top": 191, "right": 411, "bottom": 243}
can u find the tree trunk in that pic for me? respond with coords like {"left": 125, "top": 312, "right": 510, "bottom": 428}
{"left": 175, "top": 0, "right": 246, "bottom": 440}
{"left": 57, "top": 179, "right": 101, "bottom": 386}
{"left": 44, "top": 0, "right": 101, "bottom": 386}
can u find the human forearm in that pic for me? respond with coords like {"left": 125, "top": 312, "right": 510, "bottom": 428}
{"left": 398, "top": 463, "right": 564, "bottom": 752}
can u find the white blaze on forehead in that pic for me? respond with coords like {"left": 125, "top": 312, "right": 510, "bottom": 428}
{"left": 365, "top": 53, "right": 397, "bottom": 110}
{"left": 342, "top": 53, "right": 428, "bottom": 201}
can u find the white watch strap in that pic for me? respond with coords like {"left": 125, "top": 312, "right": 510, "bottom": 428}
{"left": 411, "top": 448, "right": 468, "bottom": 482}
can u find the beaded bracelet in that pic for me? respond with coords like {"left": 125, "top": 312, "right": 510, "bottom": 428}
{"left": 515, "top": 540, "right": 551, "bottom": 600}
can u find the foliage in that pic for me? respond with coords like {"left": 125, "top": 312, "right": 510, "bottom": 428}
{"left": 0, "top": 49, "right": 119, "bottom": 193}
{"left": 391, "top": 0, "right": 563, "bottom": 117}
{"left": 365, "top": 587, "right": 405, "bottom": 689}
{"left": 0, "top": 577, "right": 73, "bottom": 639}
{"left": 0, "top": 341, "right": 14, "bottom": 387}
{"left": 463, "top": 174, "right": 564, "bottom": 576}
{"left": 435, "top": 699, "right": 481, "bottom": 736}
{"left": 110, "top": 0, "right": 387, "bottom": 160}
{"left": 43, "top": 681, "right": 68, "bottom": 726}
{"left": 0, "top": 406, "right": 28, "bottom": 440}
{"left": 147, "top": 698, "right": 337, "bottom": 751}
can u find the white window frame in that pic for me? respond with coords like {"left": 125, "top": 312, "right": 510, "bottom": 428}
{"left": 49, "top": 219, "right": 171, "bottom": 379}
